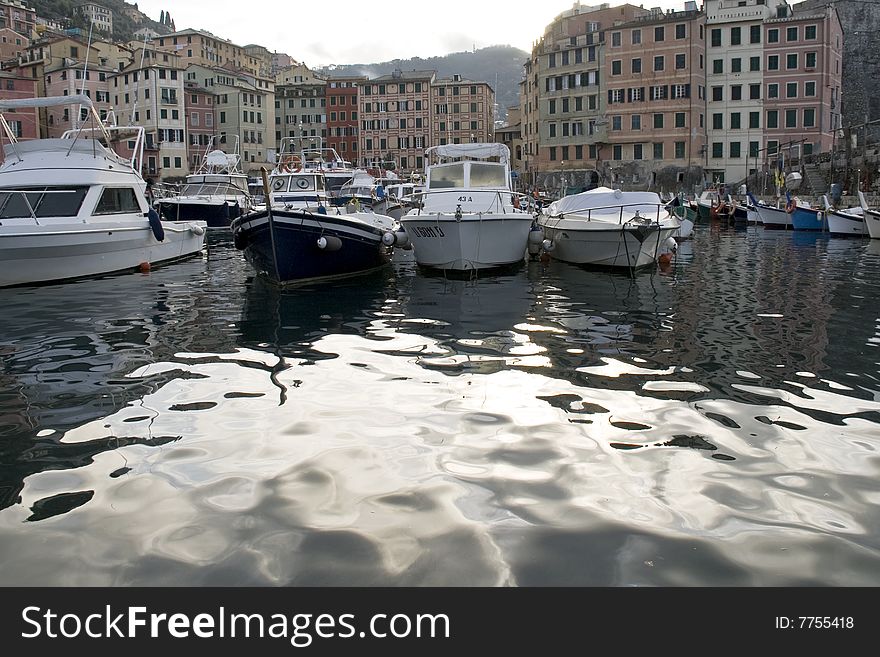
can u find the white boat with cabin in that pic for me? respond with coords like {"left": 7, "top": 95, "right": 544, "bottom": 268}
{"left": 156, "top": 137, "right": 252, "bottom": 227}
{"left": 398, "top": 143, "right": 534, "bottom": 271}
{"left": 0, "top": 95, "right": 206, "bottom": 288}
{"left": 538, "top": 187, "right": 680, "bottom": 269}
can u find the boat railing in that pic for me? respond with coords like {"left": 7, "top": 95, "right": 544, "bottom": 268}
{"left": 409, "top": 189, "right": 533, "bottom": 216}
{"left": 544, "top": 201, "right": 670, "bottom": 227}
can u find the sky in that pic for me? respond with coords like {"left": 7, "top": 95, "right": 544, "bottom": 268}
{"left": 134, "top": 0, "right": 690, "bottom": 68}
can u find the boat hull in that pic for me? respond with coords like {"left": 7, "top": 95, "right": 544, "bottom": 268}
{"left": 755, "top": 204, "right": 792, "bottom": 229}
{"left": 866, "top": 210, "right": 880, "bottom": 239}
{"left": 399, "top": 213, "right": 533, "bottom": 271}
{"left": 826, "top": 211, "right": 867, "bottom": 237}
{"left": 232, "top": 209, "right": 392, "bottom": 283}
{"left": 792, "top": 207, "right": 826, "bottom": 231}
{"left": 0, "top": 220, "right": 206, "bottom": 287}
{"left": 158, "top": 199, "right": 244, "bottom": 227}
{"left": 539, "top": 222, "right": 679, "bottom": 269}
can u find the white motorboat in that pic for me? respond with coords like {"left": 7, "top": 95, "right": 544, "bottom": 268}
{"left": 856, "top": 191, "right": 880, "bottom": 240}
{"left": 398, "top": 143, "right": 534, "bottom": 271}
{"left": 822, "top": 195, "right": 866, "bottom": 237}
{"left": 538, "top": 187, "right": 680, "bottom": 269}
{"left": 156, "top": 138, "right": 252, "bottom": 228}
{"left": 0, "top": 95, "right": 206, "bottom": 288}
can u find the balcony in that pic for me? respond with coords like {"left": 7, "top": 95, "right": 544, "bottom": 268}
{"left": 160, "top": 96, "right": 179, "bottom": 105}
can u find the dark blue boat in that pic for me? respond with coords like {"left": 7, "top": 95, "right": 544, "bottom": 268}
{"left": 231, "top": 207, "right": 396, "bottom": 284}
{"left": 791, "top": 205, "right": 826, "bottom": 231}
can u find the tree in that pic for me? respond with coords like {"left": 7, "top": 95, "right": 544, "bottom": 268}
{"left": 159, "top": 10, "right": 165, "bottom": 25}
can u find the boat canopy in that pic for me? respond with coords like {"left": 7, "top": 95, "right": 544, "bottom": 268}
{"left": 0, "top": 94, "right": 93, "bottom": 111}
{"left": 547, "top": 187, "right": 664, "bottom": 217}
{"left": 426, "top": 143, "right": 510, "bottom": 165}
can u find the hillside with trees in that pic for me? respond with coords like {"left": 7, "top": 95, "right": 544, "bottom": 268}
{"left": 28, "top": 0, "right": 172, "bottom": 40}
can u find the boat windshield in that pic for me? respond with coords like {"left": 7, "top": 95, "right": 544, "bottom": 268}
{"left": 469, "top": 163, "right": 507, "bottom": 188}
{"left": 179, "top": 183, "right": 244, "bottom": 197}
{"left": 429, "top": 163, "right": 466, "bottom": 189}
{"left": 0, "top": 186, "right": 90, "bottom": 219}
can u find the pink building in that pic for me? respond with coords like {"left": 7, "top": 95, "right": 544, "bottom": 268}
{"left": 0, "top": 71, "right": 38, "bottom": 163}
{"left": 0, "top": 1, "right": 36, "bottom": 38}
{"left": 43, "top": 62, "right": 112, "bottom": 137}
{"left": 0, "top": 26, "right": 27, "bottom": 61}
{"left": 185, "top": 82, "right": 216, "bottom": 170}
{"left": 604, "top": 7, "right": 707, "bottom": 187}
{"left": 763, "top": 4, "right": 843, "bottom": 160}
{"left": 325, "top": 75, "right": 362, "bottom": 163}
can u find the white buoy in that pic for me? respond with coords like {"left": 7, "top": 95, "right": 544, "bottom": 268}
{"left": 542, "top": 239, "right": 556, "bottom": 253}
{"left": 528, "top": 227, "right": 544, "bottom": 245}
{"left": 664, "top": 236, "right": 677, "bottom": 252}
{"left": 190, "top": 224, "right": 205, "bottom": 236}
{"left": 382, "top": 231, "right": 396, "bottom": 246}
{"left": 394, "top": 230, "right": 411, "bottom": 249}
{"left": 317, "top": 235, "right": 343, "bottom": 251}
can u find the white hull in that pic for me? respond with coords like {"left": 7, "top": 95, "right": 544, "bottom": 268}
{"left": 540, "top": 223, "right": 679, "bottom": 268}
{"left": 755, "top": 204, "right": 791, "bottom": 228}
{"left": 826, "top": 211, "right": 867, "bottom": 237}
{"left": 865, "top": 211, "right": 880, "bottom": 239}
{"left": 0, "top": 221, "right": 205, "bottom": 287}
{"left": 400, "top": 214, "right": 532, "bottom": 270}
{"left": 747, "top": 208, "right": 761, "bottom": 224}
{"left": 674, "top": 218, "right": 694, "bottom": 240}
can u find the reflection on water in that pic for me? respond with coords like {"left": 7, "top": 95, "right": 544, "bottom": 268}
{"left": 0, "top": 229, "right": 878, "bottom": 585}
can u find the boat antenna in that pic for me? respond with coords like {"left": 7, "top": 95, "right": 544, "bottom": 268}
{"left": 76, "top": 19, "right": 95, "bottom": 131}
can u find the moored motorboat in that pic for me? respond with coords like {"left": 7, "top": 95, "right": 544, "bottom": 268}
{"left": 788, "top": 196, "right": 826, "bottom": 231}
{"left": 822, "top": 195, "right": 866, "bottom": 237}
{"left": 538, "top": 187, "right": 680, "bottom": 270}
{"left": 232, "top": 146, "right": 396, "bottom": 284}
{"left": 399, "top": 143, "right": 534, "bottom": 272}
{"left": 747, "top": 193, "right": 791, "bottom": 229}
{"left": 156, "top": 138, "right": 252, "bottom": 228}
{"left": 0, "top": 95, "right": 206, "bottom": 288}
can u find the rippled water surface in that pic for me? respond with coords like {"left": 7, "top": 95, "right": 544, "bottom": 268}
{"left": 1, "top": 228, "right": 879, "bottom": 586}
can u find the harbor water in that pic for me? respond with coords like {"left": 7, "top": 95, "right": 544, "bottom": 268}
{"left": 1, "top": 226, "right": 879, "bottom": 586}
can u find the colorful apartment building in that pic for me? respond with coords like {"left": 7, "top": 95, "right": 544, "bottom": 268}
{"left": 274, "top": 63, "right": 327, "bottom": 152}
{"left": 154, "top": 30, "right": 265, "bottom": 80}
{"left": 0, "top": 26, "right": 27, "bottom": 62}
{"left": 0, "top": 0, "right": 36, "bottom": 38}
{"left": 432, "top": 74, "right": 495, "bottom": 147}
{"left": 43, "top": 60, "right": 113, "bottom": 136}
{"left": 0, "top": 70, "right": 38, "bottom": 151}
{"left": 325, "top": 75, "right": 362, "bottom": 163}
{"left": 762, "top": 3, "right": 843, "bottom": 163}
{"left": 185, "top": 82, "right": 217, "bottom": 171}
{"left": 604, "top": 7, "right": 707, "bottom": 189}
{"left": 359, "top": 69, "right": 433, "bottom": 174}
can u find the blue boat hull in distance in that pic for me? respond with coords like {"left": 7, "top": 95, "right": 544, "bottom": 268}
{"left": 232, "top": 208, "right": 391, "bottom": 283}
{"left": 792, "top": 206, "right": 826, "bottom": 231}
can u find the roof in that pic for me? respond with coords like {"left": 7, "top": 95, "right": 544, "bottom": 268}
{"left": 370, "top": 69, "right": 436, "bottom": 82}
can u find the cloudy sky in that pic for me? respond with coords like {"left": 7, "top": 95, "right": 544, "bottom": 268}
{"left": 134, "top": 0, "right": 688, "bottom": 67}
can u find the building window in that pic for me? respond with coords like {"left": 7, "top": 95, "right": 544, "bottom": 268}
{"left": 653, "top": 142, "right": 663, "bottom": 160}
{"left": 655, "top": 26, "right": 665, "bottom": 42}
{"left": 612, "top": 60, "right": 622, "bottom": 75}
{"left": 805, "top": 81, "right": 816, "bottom": 97}
{"left": 612, "top": 116, "right": 622, "bottom": 131}
{"left": 731, "top": 85, "right": 742, "bottom": 101}
{"left": 674, "top": 141, "right": 685, "bottom": 159}
{"left": 786, "top": 82, "right": 797, "bottom": 98}
{"left": 674, "top": 112, "right": 685, "bottom": 128}
{"left": 731, "top": 58, "right": 742, "bottom": 73}
{"left": 749, "top": 141, "right": 760, "bottom": 158}
{"left": 768, "top": 55, "right": 779, "bottom": 71}
{"left": 675, "top": 24, "right": 686, "bottom": 39}
{"left": 632, "top": 58, "right": 642, "bottom": 74}
{"left": 804, "top": 108, "right": 816, "bottom": 128}
{"left": 632, "top": 29, "right": 641, "bottom": 45}
{"left": 713, "top": 59, "right": 723, "bottom": 74}
{"left": 634, "top": 144, "right": 643, "bottom": 160}
{"left": 785, "top": 109, "right": 797, "bottom": 128}
{"left": 712, "top": 86, "right": 722, "bottom": 102}
{"left": 612, "top": 144, "right": 622, "bottom": 160}
{"left": 729, "top": 142, "right": 741, "bottom": 159}
{"left": 712, "top": 142, "right": 723, "bottom": 159}
{"left": 749, "top": 112, "right": 760, "bottom": 129}
{"left": 713, "top": 113, "right": 723, "bottom": 130}
{"left": 806, "top": 52, "right": 817, "bottom": 68}
{"left": 631, "top": 114, "right": 641, "bottom": 130}
{"left": 767, "top": 110, "right": 778, "bottom": 129}
{"left": 654, "top": 56, "right": 664, "bottom": 72}
{"left": 549, "top": 146, "right": 556, "bottom": 161}
{"left": 787, "top": 26, "right": 798, "bottom": 42}
{"left": 805, "top": 25, "right": 817, "bottom": 40}
{"left": 653, "top": 113, "right": 664, "bottom": 129}
{"left": 768, "top": 28, "right": 779, "bottom": 43}
{"left": 750, "top": 25, "right": 761, "bottom": 44}
{"left": 675, "top": 54, "right": 685, "bottom": 70}
{"left": 750, "top": 56, "right": 760, "bottom": 72}
{"left": 730, "top": 113, "right": 741, "bottom": 130}
{"left": 730, "top": 27, "right": 741, "bottom": 45}
{"left": 612, "top": 32, "right": 621, "bottom": 47}
{"left": 711, "top": 28, "right": 721, "bottom": 47}
{"left": 786, "top": 53, "right": 797, "bottom": 69}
